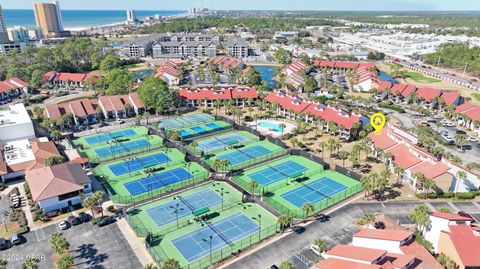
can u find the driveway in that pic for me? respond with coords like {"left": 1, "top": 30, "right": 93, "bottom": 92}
{"left": 224, "top": 200, "right": 480, "bottom": 269}
{"left": 0, "top": 221, "right": 141, "bottom": 269}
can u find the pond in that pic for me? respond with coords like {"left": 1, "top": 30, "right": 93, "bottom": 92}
{"left": 254, "top": 65, "right": 277, "bottom": 89}
{"left": 378, "top": 70, "right": 398, "bottom": 84}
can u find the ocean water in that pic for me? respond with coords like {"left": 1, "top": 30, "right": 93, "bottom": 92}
{"left": 3, "top": 9, "right": 185, "bottom": 29}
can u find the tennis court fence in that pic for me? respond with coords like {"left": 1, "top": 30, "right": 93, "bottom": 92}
{"left": 185, "top": 135, "right": 260, "bottom": 156}
{"left": 97, "top": 160, "right": 188, "bottom": 183}
{"left": 264, "top": 183, "right": 363, "bottom": 218}
{"left": 78, "top": 131, "right": 147, "bottom": 149}
{"left": 147, "top": 223, "right": 278, "bottom": 269}
{"left": 206, "top": 148, "right": 287, "bottom": 172}
{"left": 88, "top": 141, "right": 164, "bottom": 163}
{"left": 111, "top": 170, "right": 210, "bottom": 205}
{"left": 179, "top": 125, "right": 234, "bottom": 142}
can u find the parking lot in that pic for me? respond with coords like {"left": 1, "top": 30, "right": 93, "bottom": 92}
{"left": 0, "top": 221, "right": 141, "bottom": 269}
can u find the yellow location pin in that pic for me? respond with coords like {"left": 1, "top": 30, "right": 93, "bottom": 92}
{"left": 370, "top": 113, "right": 386, "bottom": 134}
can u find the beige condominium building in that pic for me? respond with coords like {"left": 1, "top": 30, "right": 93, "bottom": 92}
{"left": 33, "top": 1, "right": 69, "bottom": 37}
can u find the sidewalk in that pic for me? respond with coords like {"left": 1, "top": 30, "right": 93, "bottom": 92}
{"left": 116, "top": 217, "right": 155, "bottom": 266}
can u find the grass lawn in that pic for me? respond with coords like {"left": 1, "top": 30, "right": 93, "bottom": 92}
{"left": 73, "top": 126, "right": 149, "bottom": 149}
{"left": 205, "top": 140, "right": 286, "bottom": 171}
{"left": 265, "top": 170, "right": 363, "bottom": 218}
{"left": 400, "top": 71, "right": 441, "bottom": 83}
{"left": 126, "top": 63, "right": 148, "bottom": 71}
{"left": 127, "top": 182, "right": 243, "bottom": 236}
{"left": 232, "top": 155, "right": 324, "bottom": 195}
{"left": 107, "top": 162, "right": 210, "bottom": 204}
{"left": 472, "top": 93, "right": 480, "bottom": 102}
{"left": 79, "top": 135, "right": 163, "bottom": 162}
{"left": 92, "top": 148, "right": 186, "bottom": 181}
{"left": 148, "top": 202, "right": 277, "bottom": 268}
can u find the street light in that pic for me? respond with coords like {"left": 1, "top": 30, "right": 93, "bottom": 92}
{"left": 202, "top": 235, "right": 214, "bottom": 264}
{"left": 215, "top": 187, "right": 227, "bottom": 211}
{"left": 252, "top": 214, "right": 262, "bottom": 241}
{"left": 169, "top": 203, "right": 184, "bottom": 228}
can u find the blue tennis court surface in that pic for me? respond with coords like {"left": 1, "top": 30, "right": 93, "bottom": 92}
{"left": 191, "top": 126, "right": 207, "bottom": 134}
{"left": 281, "top": 177, "right": 347, "bottom": 208}
{"left": 94, "top": 139, "right": 151, "bottom": 158}
{"left": 146, "top": 189, "right": 222, "bottom": 227}
{"left": 197, "top": 133, "right": 250, "bottom": 153}
{"left": 124, "top": 167, "right": 192, "bottom": 196}
{"left": 217, "top": 145, "right": 272, "bottom": 165}
{"left": 108, "top": 153, "right": 171, "bottom": 176}
{"left": 172, "top": 213, "right": 259, "bottom": 262}
{"left": 85, "top": 129, "right": 137, "bottom": 145}
{"left": 248, "top": 160, "right": 307, "bottom": 186}
{"left": 205, "top": 123, "right": 220, "bottom": 129}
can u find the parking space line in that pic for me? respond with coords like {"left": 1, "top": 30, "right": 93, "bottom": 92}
{"left": 472, "top": 201, "right": 480, "bottom": 212}
{"left": 447, "top": 201, "right": 459, "bottom": 213}
{"left": 35, "top": 228, "right": 45, "bottom": 242}
{"left": 425, "top": 202, "right": 436, "bottom": 212}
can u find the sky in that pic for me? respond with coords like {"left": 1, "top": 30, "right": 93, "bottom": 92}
{"left": 2, "top": 0, "right": 480, "bottom": 11}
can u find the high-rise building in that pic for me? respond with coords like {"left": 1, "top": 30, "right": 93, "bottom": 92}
{"left": 0, "top": 5, "right": 10, "bottom": 44}
{"left": 127, "top": 10, "right": 137, "bottom": 24}
{"left": 7, "top": 26, "right": 43, "bottom": 42}
{"left": 33, "top": 1, "right": 69, "bottom": 37}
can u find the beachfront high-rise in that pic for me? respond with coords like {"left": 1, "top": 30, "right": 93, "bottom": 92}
{"left": 0, "top": 5, "right": 10, "bottom": 44}
{"left": 127, "top": 10, "right": 137, "bottom": 24}
{"left": 33, "top": 1, "right": 69, "bottom": 37}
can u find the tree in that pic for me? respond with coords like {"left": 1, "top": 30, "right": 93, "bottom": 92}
{"left": 455, "top": 170, "right": 467, "bottom": 195}
{"left": 303, "top": 76, "right": 318, "bottom": 97}
{"left": 138, "top": 77, "right": 177, "bottom": 114}
{"left": 273, "top": 48, "right": 293, "bottom": 65}
{"left": 96, "top": 68, "right": 134, "bottom": 95}
{"left": 301, "top": 202, "right": 314, "bottom": 221}
{"left": 313, "top": 238, "right": 328, "bottom": 253}
{"left": 22, "top": 257, "right": 38, "bottom": 269}
{"left": 279, "top": 123, "right": 287, "bottom": 138}
{"left": 212, "top": 159, "right": 225, "bottom": 172}
{"left": 393, "top": 166, "right": 405, "bottom": 184}
{"left": 248, "top": 180, "right": 259, "bottom": 195}
{"left": 161, "top": 258, "right": 181, "bottom": 269}
{"left": 337, "top": 151, "right": 349, "bottom": 167}
{"left": 318, "top": 141, "right": 327, "bottom": 158}
{"left": 357, "top": 211, "right": 375, "bottom": 226}
{"left": 278, "top": 213, "right": 292, "bottom": 234}
{"left": 290, "top": 137, "right": 298, "bottom": 149}
{"left": 409, "top": 205, "right": 431, "bottom": 232}
{"left": 279, "top": 260, "right": 293, "bottom": 269}
{"left": 45, "top": 156, "right": 65, "bottom": 166}
{"left": 99, "top": 54, "right": 122, "bottom": 72}
{"left": 143, "top": 264, "right": 159, "bottom": 269}
{"left": 50, "top": 232, "right": 69, "bottom": 254}
{"left": 55, "top": 253, "right": 74, "bottom": 269}
{"left": 437, "top": 253, "right": 458, "bottom": 269}
{"left": 0, "top": 259, "right": 6, "bottom": 269}
{"left": 82, "top": 196, "right": 97, "bottom": 217}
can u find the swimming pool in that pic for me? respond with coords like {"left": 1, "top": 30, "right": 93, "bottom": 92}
{"left": 252, "top": 119, "right": 297, "bottom": 138}
{"left": 258, "top": 121, "right": 284, "bottom": 132}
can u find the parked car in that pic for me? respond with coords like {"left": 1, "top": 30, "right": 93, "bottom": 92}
{"left": 467, "top": 136, "right": 478, "bottom": 142}
{"left": 270, "top": 265, "right": 279, "bottom": 269}
{"left": 68, "top": 216, "right": 81, "bottom": 226}
{"left": 0, "top": 238, "right": 8, "bottom": 250}
{"left": 96, "top": 216, "right": 115, "bottom": 227}
{"left": 78, "top": 212, "right": 90, "bottom": 223}
{"left": 58, "top": 220, "right": 69, "bottom": 230}
{"left": 10, "top": 234, "right": 21, "bottom": 245}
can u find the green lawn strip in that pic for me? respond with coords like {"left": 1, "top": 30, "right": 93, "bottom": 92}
{"left": 232, "top": 155, "right": 324, "bottom": 195}
{"left": 187, "top": 131, "right": 260, "bottom": 155}
{"left": 92, "top": 148, "right": 186, "bottom": 180}
{"left": 108, "top": 162, "right": 210, "bottom": 203}
{"left": 205, "top": 140, "right": 286, "bottom": 171}
{"left": 472, "top": 93, "right": 480, "bottom": 102}
{"left": 128, "top": 182, "right": 243, "bottom": 235}
{"left": 79, "top": 135, "right": 163, "bottom": 161}
{"left": 267, "top": 170, "right": 363, "bottom": 218}
{"left": 401, "top": 71, "right": 441, "bottom": 83}
{"left": 73, "top": 125, "right": 148, "bottom": 148}
{"left": 152, "top": 203, "right": 278, "bottom": 268}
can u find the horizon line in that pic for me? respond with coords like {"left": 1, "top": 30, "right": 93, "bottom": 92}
{"left": 3, "top": 8, "right": 480, "bottom": 12}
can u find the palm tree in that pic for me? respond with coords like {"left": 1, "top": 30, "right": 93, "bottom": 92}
{"left": 143, "top": 264, "right": 159, "bottom": 269}
{"left": 326, "top": 138, "right": 340, "bottom": 158}
{"left": 22, "top": 257, "right": 39, "bottom": 269}
{"left": 301, "top": 203, "right": 314, "bottom": 221}
{"left": 318, "top": 141, "right": 327, "bottom": 158}
{"left": 437, "top": 253, "right": 458, "bottom": 269}
{"left": 248, "top": 180, "right": 259, "bottom": 195}
{"left": 161, "top": 258, "right": 181, "bottom": 269}
{"left": 213, "top": 100, "right": 222, "bottom": 116}
{"left": 413, "top": 172, "right": 427, "bottom": 195}
{"left": 290, "top": 137, "right": 298, "bottom": 149}
{"left": 337, "top": 151, "right": 349, "bottom": 167}
{"left": 55, "top": 253, "right": 74, "bottom": 269}
{"left": 50, "top": 232, "right": 69, "bottom": 254}
{"left": 82, "top": 196, "right": 97, "bottom": 217}
{"left": 455, "top": 170, "right": 467, "bottom": 196}
{"left": 190, "top": 141, "right": 199, "bottom": 155}
{"left": 393, "top": 166, "right": 405, "bottom": 184}
{"left": 212, "top": 159, "right": 224, "bottom": 172}
{"left": 409, "top": 204, "right": 431, "bottom": 232}
{"left": 313, "top": 238, "right": 328, "bottom": 254}
{"left": 278, "top": 214, "right": 292, "bottom": 234}
{"left": 279, "top": 123, "right": 287, "bottom": 139}
{"left": 221, "top": 159, "right": 231, "bottom": 172}
{"left": 279, "top": 260, "right": 293, "bottom": 269}
{"left": 361, "top": 175, "right": 374, "bottom": 199}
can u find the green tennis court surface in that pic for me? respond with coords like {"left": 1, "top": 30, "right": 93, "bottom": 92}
{"left": 265, "top": 170, "right": 363, "bottom": 218}
{"left": 73, "top": 126, "right": 148, "bottom": 148}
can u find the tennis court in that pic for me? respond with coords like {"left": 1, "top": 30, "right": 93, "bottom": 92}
{"left": 176, "top": 121, "right": 231, "bottom": 139}
{"left": 94, "top": 139, "right": 151, "bottom": 158}
{"left": 248, "top": 160, "right": 307, "bottom": 186}
{"left": 124, "top": 167, "right": 193, "bottom": 196}
{"left": 217, "top": 145, "right": 272, "bottom": 165}
{"left": 172, "top": 213, "right": 259, "bottom": 262}
{"left": 84, "top": 129, "right": 137, "bottom": 145}
{"left": 158, "top": 113, "right": 215, "bottom": 131}
{"left": 196, "top": 132, "right": 253, "bottom": 153}
{"left": 281, "top": 177, "right": 348, "bottom": 208}
{"left": 108, "top": 153, "right": 172, "bottom": 176}
{"left": 146, "top": 189, "right": 223, "bottom": 227}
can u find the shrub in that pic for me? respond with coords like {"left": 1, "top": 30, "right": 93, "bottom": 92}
{"left": 297, "top": 142, "right": 306, "bottom": 148}
{"left": 439, "top": 192, "right": 455, "bottom": 199}
{"left": 23, "top": 183, "right": 30, "bottom": 194}
{"left": 456, "top": 192, "right": 476, "bottom": 200}
{"left": 378, "top": 103, "right": 406, "bottom": 113}
{"left": 106, "top": 205, "right": 116, "bottom": 213}
{"left": 91, "top": 217, "right": 103, "bottom": 225}
{"left": 427, "top": 193, "right": 438, "bottom": 199}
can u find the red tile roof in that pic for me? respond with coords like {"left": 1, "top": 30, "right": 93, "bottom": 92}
{"left": 208, "top": 56, "right": 244, "bottom": 70}
{"left": 128, "top": 92, "right": 144, "bottom": 109}
{"left": 99, "top": 96, "right": 115, "bottom": 112}
{"left": 283, "top": 61, "right": 308, "bottom": 74}
{"left": 430, "top": 212, "right": 473, "bottom": 222}
{"left": 415, "top": 87, "right": 441, "bottom": 102}
{"left": 354, "top": 229, "right": 413, "bottom": 242}
{"left": 178, "top": 87, "right": 257, "bottom": 101}
{"left": 368, "top": 130, "right": 397, "bottom": 150}
{"left": 401, "top": 84, "right": 417, "bottom": 97}
{"left": 313, "top": 60, "right": 376, "bottom": 70}
{"left": 391, "top": 84, "right": 407, "bottom": 95}
{"left": 463, "top": 107, "right": 480, "bottom": 121}
{"left": 0, "top": 77, "right": 29, "bottom": 93}
{"left": 400, "top": 240, "right": 444, "bottom": 269}
{"left": 44, "top": 103, "right": 63, "bottom": 120}
{"left": 266, "top": 91, "right": 311, "bottom": 114}
{"left": 445, "top": 225, "right": 480, "bottom": 266}
{"left": 386, "top": 144, "right": 422, "bottom": 169}
{"left": 54, "top": 72, "right": 88, "bottom": 83}
{"left": 326, "top": 245, "right": 386, "bottom": 263}
{"left": 377, "top": 81, "right": 392, "bottom": 93}
{"left": 410, "top": 161, "right": 450, "bottom": 180}
{"left": 455, "top": 102, "right": 476, "bottom": 113}
{"left": 440, "top": 91, "right": 460, "bottom": 106}
{"left": 315, "top": 258, "right": 383, "bottom": 269}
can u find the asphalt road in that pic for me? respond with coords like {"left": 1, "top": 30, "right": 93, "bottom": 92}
{"left": 224, "top": 200, "right": 480, "bottom": 269}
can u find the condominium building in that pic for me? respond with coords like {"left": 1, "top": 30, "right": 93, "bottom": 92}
{"left": 153, "top": 41, "right": 217, "bottom": 58}
{"left": 7, "top": 26, "right": 43, "bottom": 42}
{"left": 226, "top": 38, "right": 249, "bottom": 58}
{"left": 126, "top": 10, "right": 137, "bottom": 24}
{"left": 33, "top": 1, "right": 69, "bottom": 37}
{"left": 0, "top": 5, "right": 10, "bottom": 44}
{"left": 0, "top": 42, "right": 26, "bottom": 55}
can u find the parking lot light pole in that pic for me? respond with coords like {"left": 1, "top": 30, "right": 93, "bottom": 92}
{"left": 202, "top": 235, "right": 214, "bottom": 264}
{"left": 252, "top": 214, "right": 262, "bottom": 241}
{"left": 169, "top": 203, "right": 184, "bottom": 228}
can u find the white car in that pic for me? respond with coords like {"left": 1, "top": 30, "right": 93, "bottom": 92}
{"left": 467, "top": 136, "right": 477, "bottom": 142}
{"left": 434, "top": 115, "right": 444, "bottom": 119}
{"left": 310, "top": 244, "right": 323, "bottom": 256}
{"left": 58, "top": 220, "right": 69, "bottom": 230}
